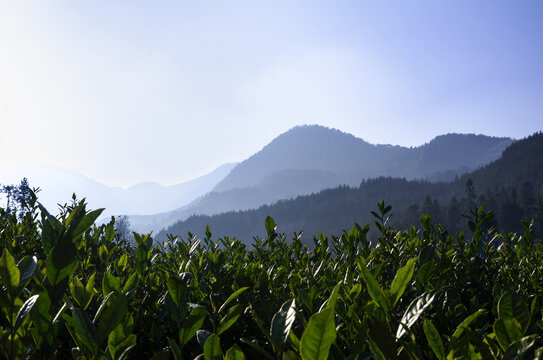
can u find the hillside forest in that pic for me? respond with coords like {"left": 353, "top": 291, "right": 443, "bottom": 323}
{"left": 157, "top": 132, "right": 543, "bottom": 244}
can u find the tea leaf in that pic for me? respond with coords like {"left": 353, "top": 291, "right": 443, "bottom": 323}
{"left": 203, "top": 334, "right": 222, "bottom": 360}
{"left": 389, "top": 257, "right": 417, "bottom": 308}
{"left": 270, "top": 298, "right": 296, "bottom": 353}
{"left": 179, "top": 305, "right": 207, "bottom": 345}
{"left": 300, "top": 307, "right": 336, "bottom": 360}
{"left": 397, "top": 291, "right": 436, "bottom": 339}
{"left": 423, "top": 319, "right": 445, "bottom": 360}
{"left": 359, "top": 259, "right": 389, "bottom": 313}
{"left": 218, "top": 287, "right": 249, "bottom": 314}
{"left": 0, "top": 248, "right": 20, "bottom": 298}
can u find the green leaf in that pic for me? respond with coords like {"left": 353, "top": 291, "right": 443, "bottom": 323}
{"left": 320, "top": 283, "right": 341, "bottom": 312}
{"left": 31, "top": 291, "right": 52, "bottom": 333}
{"left": 102, "top": 273, "right": 121, "bottom": 295}
{"left": 300, "top": 307, "right": 336, "bottom": 360}
{"left": 265, "top": 216, "right": 276, "bottom": 235}
{"left": 389, "top": 257, "right": 417, "bottom": 308}
{"left": 117, "top": 254, "right": 128, "bottom": 271}
{"left": 179, "top": 305, "right": 207, "bottom": 345}
{"left": 46, "top": 238, "right": 78, "bottom": 285}
{"left": 38, "top": 203, "right": 63, "bottom": 254}
{"left": 288, "top": 330, "right": 301, "bottom": 353}
{"left": 225, "top": 344, "right": 246, "bottom": 360}
{"left": 423, "top": 319, "right": 445, "bottom": 360}
{"left": 218, "top": 287, "right": 249, "bottom": 314}
{"left": 359, "top": 259, "right": 389, "bottom": 313}
{"left": 417, "top": 261, "right": 436, "bottom": 285}
{"left": 450, "top": 309, "right": 487, "bottom": 342}
{"left": 70, "top": 276, "right": 93, "bottom": 310}
{"left": 494, "top": 318, "right": 523, "bottom": 351}
{"left": 94, "top": 292, "right": 128, "bottom": 346}
{"left": 167, "top": 276, "right": 187, "bottom": 306}
{"left": 135, "top": 246, "right": 148, "bottom": 275}
{"left": 349, "top": 283, "right": 362, "bottom": 297}
{"left": 270, "top": 298, "right": 296, "bottom": 353}
{"left": 86, "top": 273, "right": 96, "bottom": 293}
{"left": 283, "top": 350, "right": 301, "bottom": 360}
{"left": 108, "top": 323, "right": 137, "bottom": 360}
{"left": 217, "top": 303, "right": 243, "bottom": 335}
{"left": 396, "top": 291, "right": 436, "bottom": 339}
{"left": 123, "top": 272, "right": 138, "bottom": 294}
{"left": 70, "top": 306, "right": 99, "bottom": 356}
{"left": 16, "top": 255, "right": 37, "bottom": 294}
{"left": 105, "top": 224, "right": 116, "bottom": 243}
{"left": 14, "top": 294, "right": 39, "bottom": 331}
{"left": 168, "top": 337, "right": 182, "bottom": 360}
{"left": 71, "top": 208, "right": 104, "bottom": 241}
{"left": 498, "top": 292, "right": 530, "bottom": 333}
{"left": 0, "top": 248, "right": 20, "bottom": 299}
{"left": 502, "top": 335, "right": 537, "bottom": 360}
{"left": 297, "top": 289, "right": 312, "bottom": 312}
{"left": 203, "top": 334, "right": 222, "bottom": 360}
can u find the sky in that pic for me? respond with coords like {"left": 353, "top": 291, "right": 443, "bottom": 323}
{"left": 1, "top": 1, "right": 542, "bottom": 188}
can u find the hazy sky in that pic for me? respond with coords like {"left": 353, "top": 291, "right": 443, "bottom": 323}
{"left": 1, "top": 1, "right": 542, "bottom": 188}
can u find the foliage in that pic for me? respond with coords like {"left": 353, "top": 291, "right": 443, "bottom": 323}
{"left": 0, "top": 178, "right": 35, "bottom": 220}
{"left": 1, "top": 194, "right": 543, "bottom": 359}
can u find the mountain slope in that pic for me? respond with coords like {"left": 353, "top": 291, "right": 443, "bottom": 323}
{"left": 213, "top": 125, "right": 512, "bottom": 192}
{"left": 0, "top": 162, "right": 236, "bottom": 217}
{"left": 135, "top": 126, "right": 511, "bottom": 233}
{"left": 157, "top": 132, "right": 543, "bottom": 244}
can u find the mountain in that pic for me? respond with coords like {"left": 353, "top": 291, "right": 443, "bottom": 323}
{"left": 134, "top": 125, "right": 512, "bottom": 233}
{"left": 119, "top": 162, "right": 236, "bottom": 215}
{"left": 157, "top": 132, "right": 543, "bottom": 244}
{"left": 0, "top": 162, "right": 236, "bottom": 218}
{"left": 213, "top": 125, "right": 512, "bottom": 192}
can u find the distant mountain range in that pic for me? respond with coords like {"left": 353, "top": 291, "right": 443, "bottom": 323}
{"left": 131, "top": 125, "right": 512, "bottom": 233}
{"left": 213, "top": 125, "right": 511, "bottom": 192}
{"left": 0, "top": 163, "right": 236, "bottom": 218}
{"left": 0, "top": 125, "right": 517, "bottom": 235}
{"left": 157, "top": 132, "right": 543, "bottom": 244}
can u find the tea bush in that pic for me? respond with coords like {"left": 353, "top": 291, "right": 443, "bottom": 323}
{"left": 1, "top": 196, "right": 542, "bottom": 359}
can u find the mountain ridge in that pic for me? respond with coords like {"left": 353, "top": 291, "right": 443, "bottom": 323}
{"left": 0, "top": 162, "right": 237, "bottom": 217}
{"left": 130, "top": 126, "right": 512, "bottom": 233}
{"left": 157, "top": 132, "right": 543, "bottom": 244}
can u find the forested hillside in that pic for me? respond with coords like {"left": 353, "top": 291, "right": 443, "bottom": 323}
{"left": 133, "top": 127, "right": 512, "bottom": 233}
{"left": 158, "top": 132, "right": 543, "bottom": 244}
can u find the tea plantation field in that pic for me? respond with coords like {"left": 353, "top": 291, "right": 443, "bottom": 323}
{"left": 1, "top": 197, "right": 542, "bottom": 359}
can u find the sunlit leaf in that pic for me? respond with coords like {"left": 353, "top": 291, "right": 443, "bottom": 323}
{"left": 270, "top": 298, "right": 296, "bottom": 353}
{"left": 397, "top": 291, "right": 436, "bottom": 339}
{"left": 300, "top": 307, "right": 336, "bottom": 360}
{"left": 389, "top": 257, "right": 417, "bottom": 308}
{"left": 203, "top": 334, "right": 222, "bottom": 360}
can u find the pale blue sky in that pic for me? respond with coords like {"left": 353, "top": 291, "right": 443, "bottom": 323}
{"left": 1, "top": 1, "right": 541, "bottom": 187}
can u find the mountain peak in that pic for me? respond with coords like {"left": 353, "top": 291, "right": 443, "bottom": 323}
{"left": 267, "top": 124, "right": 364, "bottom": 147}
{"left": 212, "top": 125, "right": 513, "bottom": 194}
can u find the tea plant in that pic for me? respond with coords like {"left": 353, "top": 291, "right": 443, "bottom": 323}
{"left": 1, "top": 196, "right": 542, "bottom": 359}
